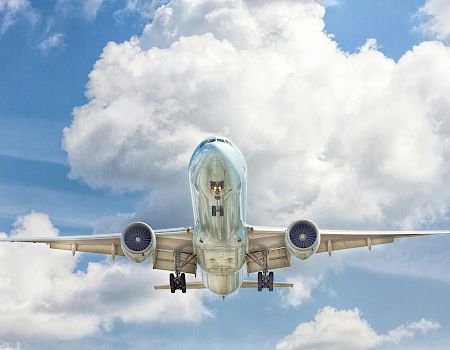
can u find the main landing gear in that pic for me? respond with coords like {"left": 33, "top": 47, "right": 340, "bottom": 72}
{"left": 170, "top": 272, "right": 186, "bottom": 293}
{"left": 247, "top": 250, "right": 274, "bottom": 292}
{"left": 169, "top": 251, "right": 196, "bottom": 294}
{"left": 257, "top": 271, "right": 274, "bottom": 292}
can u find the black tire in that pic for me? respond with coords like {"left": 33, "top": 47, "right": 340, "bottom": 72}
{"left": 220, "top": 206, "right": 224, "bottom": 216}
{"left": 257, "top": 271, "right": 263, "bottom": 292}
{"left": 181, "top": 273, "right": 186, "bottom": 293}
{"left": 169, "top": 273, "right": 175, "bottom": 293}
{"left": 212, "top": 206, "right": 217, "bottom": 216}
{"left": 268, "top": 271, "right": 274, "bottom": 292}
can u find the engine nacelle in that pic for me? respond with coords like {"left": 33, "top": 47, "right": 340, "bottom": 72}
{"left": 121, "top": 222, "right": 156, "bottom": 263}
{"left": 285, "top": 219, "right": 320, "bottom": 260}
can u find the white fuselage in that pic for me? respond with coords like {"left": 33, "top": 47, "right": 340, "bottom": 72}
{"left": 188, "top": 136, "right": 248, "bottom": 295}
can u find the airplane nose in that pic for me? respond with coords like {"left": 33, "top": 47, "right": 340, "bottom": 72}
{"left": 203, "top": 148, "right": 226, "bottom": 173}
{"left": 200, "top": 142, "right": 228, "bottom": 164}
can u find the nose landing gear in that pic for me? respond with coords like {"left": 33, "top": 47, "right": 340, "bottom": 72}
{"left": 212, "top": 205, "right": 224, "bottom": 217}
{"left": 210, "top": 181, "right": 225, "bottom": 217}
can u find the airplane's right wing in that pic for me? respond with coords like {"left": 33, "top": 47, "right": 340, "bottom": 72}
{"left": 0, "top": 226, "right": 198, "bottom": 274}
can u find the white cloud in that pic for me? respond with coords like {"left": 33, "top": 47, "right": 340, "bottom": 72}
{"left": 38, "top": 32, "right": 65, "bottom": 52}
{"left": 55, "top": 0, "right": 106, "bottom": 21}
{"left": 276, "top": 306, "right": 440, "bottom": 350}
{"left": 419, "top": 0, "right": 450, "bottom": 41}
{"left": 317, "top": 0, "right": 339, "bottom": 7}
{"left": 0, "top": 212, "right": 212, "bottom": 340}
{"left": 383, "top": 318, "right": 441, "bottom": 344}
{"left": 58, "top": 0, "right": 450, "bottom": 311}
{"left": 279, "top": 253, "right": 345, "bottom": 308}
{"left": 0, "top": 343, "right": 21, "bottom": 350}
{"left": 82, "top": 0, "right": 105, "bottom": 20}
{"left": 114, "top": 0, "right": 166, "bottom": 22}
{"left": 282, "top": 274, "right": 321, "bottom": 307}
{"left": 0, "top": 0, "right": 37, "bottom": 34}
{"left": 343, "top": 234, "right": 450, "bottom": 284}
{"left": 62, "top": 0, "right": 450, "bottom": 232}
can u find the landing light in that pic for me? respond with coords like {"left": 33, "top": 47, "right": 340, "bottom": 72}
{"left": 210, "top": 181, "right": 224, "bottom": 194}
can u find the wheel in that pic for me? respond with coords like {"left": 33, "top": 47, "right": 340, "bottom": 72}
{"left": 180, "top": 273, "right": 186, "bottom": 293}
{"left": 212, "top": 206, "right": 217, "bottom": 216}
{"left": 219, "top": 206, "right": 224, "bottom": 216}
{"left": 268, "top": 271, "right": 274, "bottom": 292}
{"left": 257, "top": 271, "right": 263, "bottom": 292}
{"left": 169, "top": 273, "right": 175, "bottom": 293}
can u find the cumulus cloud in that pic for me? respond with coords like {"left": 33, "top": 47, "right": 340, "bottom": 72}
{"left": 62, "top": 0, "right": 450, "bottom": 232}
{"left": 275, "top": 306, "right": 440, "bottom": 350}
{"left": 0, "top": 0, "right": 37, "bottom": 34}
{"left": 419, "top": 0, "right": 450, "bottom": 41}
{"left": 0, "top": 212, "right": 212, "bottom": 340}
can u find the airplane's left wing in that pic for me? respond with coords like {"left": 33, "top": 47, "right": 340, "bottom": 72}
{"left": 0, "top": 227, "right": 197, "bottom": 274}
{"left": 316, "top": 229, "right": 450, "bottom": 255}
{"left": 247, "top": 226, "right": 291, "bottom": 273}
{"left": 247, "top": 225, "right": 450, "bottom": 273}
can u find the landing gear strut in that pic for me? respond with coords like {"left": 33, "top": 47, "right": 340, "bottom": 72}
{"left": 247, "top": 250, "right": 274, "bottom": 292}
{"left": 169, "top": 251, "right": 196, "bottom": 294}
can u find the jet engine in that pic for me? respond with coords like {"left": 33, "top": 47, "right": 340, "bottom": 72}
{"left": 285, "top": 220, "right": 320, "bottom": 260}
{"left": 121, "top": 222, "right": 156, "bottom": 263}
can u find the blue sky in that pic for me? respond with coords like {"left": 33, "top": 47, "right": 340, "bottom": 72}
{"left": 1, "top": 0, "right": 450, "bottom": 349}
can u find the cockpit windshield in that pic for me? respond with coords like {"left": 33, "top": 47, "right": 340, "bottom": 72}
{"left": 199, "top": 137, "right": 233, "bottom": 147}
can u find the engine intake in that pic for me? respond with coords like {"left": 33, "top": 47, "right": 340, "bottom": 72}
{"left": 121, "top": 222, "right": 156, "bottom": 263}
{"left": 285, "top": 220, "right": 320, "bottom": 260}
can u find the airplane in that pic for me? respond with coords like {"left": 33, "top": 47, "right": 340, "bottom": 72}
{"left": 1, "top": 135, "right": 450, "bottom": 297}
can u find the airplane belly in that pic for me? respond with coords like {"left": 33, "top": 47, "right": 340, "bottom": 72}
{"left": 197, "top": 240, "right": 246, "bottom": 274}
{"left": 203, "top": 270, "right": 243, "bottom": 296}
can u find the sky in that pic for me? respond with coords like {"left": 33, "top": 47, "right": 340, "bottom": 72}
{"left": 1, "top": 0, "right": 450, "bottom": 349}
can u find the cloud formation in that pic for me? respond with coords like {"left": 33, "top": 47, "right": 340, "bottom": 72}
{"left": 82, "top": 0, "right": 105, "bottom": 20}
{"left": 63, "top": 0, "right": 450, "bottom": 231}
{"left": 0, "top": 343, "right": 20, "bottom": 350}
{"left": 113, "top": 0, "right": 166, "bottom": 22}
{"left": 0, "top": 0, "right": 37, "bottom": 34}
{"left": 0, "top": 212, "right": 212, "bottom": 340}
{"left": 419, "top": 0, "right": 450, "bottom": 41}
{"left": 276, "top": 306, "right": 440, "bottom": 350}
{"left": 38, "top": 32, "right": 65, "bottom": 52}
